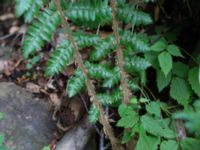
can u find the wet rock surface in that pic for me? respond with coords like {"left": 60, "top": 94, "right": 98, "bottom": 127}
{"left": 0, "top": 82, "right": 56, "bottom": 150}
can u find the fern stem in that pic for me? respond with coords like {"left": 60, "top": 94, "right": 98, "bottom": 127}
{"left": 53, "top": 0, "right": 123, "bottom": 149}
{"left": 110, "top": 0, "right": 131, "bottom": 105}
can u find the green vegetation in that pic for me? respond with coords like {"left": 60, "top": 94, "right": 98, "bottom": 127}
{"left": 15, "top": 0, "right": 200, "bottom": 149}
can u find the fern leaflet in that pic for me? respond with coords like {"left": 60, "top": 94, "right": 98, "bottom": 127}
{"left": 22, "top": 8, "right": 61, "bottom": 59}
{"left": 45, "top": 40, "right": 74, "bottom": 76}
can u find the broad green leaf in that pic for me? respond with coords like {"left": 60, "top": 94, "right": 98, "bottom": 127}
{"left": 141, "top": 114, "right": 176, "bottom": 138}
{"left": 121, "top": 130, "right": 135, "bottom": 144}
{"left": 156, "top": 70, "right": 172, "bottom": 92}
{"left": 188, "top": 67, "right": 200, "bottom": 97}
{"left": 167, "top": 44, "right": 183, "bottom": 57}
{"left": 160, "top": 140, "right": 178, "bottom": 150}
{"left": 150, "top": 41, "right": 167, "bottom": 52}
{"left": 118, "top": 104, "right": 133, "bottom": 117}
{"left": 170, "top": 77, "right": 191, "bottom": 105}
{"left": 181, "top": 138, "right": 200, "bottom": 150}
{"left": 0, "top": 134, "right": 4, "bottom": 146}
{"left": 158, "top": 51, "right": 173, "bottom": 77}
{"left": 146, "top": 102, "right": 161, "bottom": 117}
{"left": 88, "top": 105, "right": 100, "bottom": 124}
{"left": 136, "top": 129, "right": 160, "bottom": 150}
{"left": 117, "top": 112, "right": 139, "bottom": 128}
{"left": 172, "top": 62, "right": 189, "bottom": 78}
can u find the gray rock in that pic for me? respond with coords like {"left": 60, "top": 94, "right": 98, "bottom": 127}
{"left": 55, "top": 119, "right": 96, "bottom": 150}
{"left": 0, "top": 82, "right": 56, "bottom": 150}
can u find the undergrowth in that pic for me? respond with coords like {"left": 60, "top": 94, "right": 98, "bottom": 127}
{"left": 15, "top": 0, "right": 200, "bottom": 149}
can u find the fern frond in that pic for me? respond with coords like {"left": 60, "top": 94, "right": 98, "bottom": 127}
{"left": 64, "top": 1, "right": 112, "bottom": 28}
{"left": 22, "top": 8, "right": 61, "bottom": 59}
{"left": 97, "top": 88, "right": 122, "bottom": 106}
{"left": 85, "top": 61, "right": 113, "bottom": 79}
{"left": 45, "top": 40, "right": 74, "bottom": 76}
{"left": 66, "top": 69, "right": 85, "bottom": 97}
{"left": 88, "top": 105, "right": 100, "bottom": 124}
{"left": 74, "top": 32, "right": 101, "bottom": 48}
{"left": 117, "top": 4, "right": 153, "bottom": 26}
{"left": 90, "top": 35, "right": 116, "bottom": 61}
{"left": 124, "top": 56, "right": 151, "bottom": 73}
{"left": 127, "top": 79, "right": 140, "bottom": 92}
{"left": 16, "top": 0, "right": 47, "bottom": 22}
{"left": 103, "top": 67, "right": 121, "bottom": 88}
{"left": 120, "top": 30, "right": 150, "bottom": 52}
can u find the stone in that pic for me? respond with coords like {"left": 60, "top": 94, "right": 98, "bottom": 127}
{"left": 0, "top": 82, "right": 56, "bottom": 150}
{"left": 55, "top": 118, "right": 96, "bottom": 150}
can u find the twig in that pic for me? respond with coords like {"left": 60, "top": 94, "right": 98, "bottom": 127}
{"left": 53, "top": 0, "right": 123, "bottom": 149}
{"left": 110, "top": 0, "right": 131, "bottom": 105}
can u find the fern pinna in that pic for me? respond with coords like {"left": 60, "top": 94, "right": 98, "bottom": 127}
{"left": 16, "top": 0, "right": 199, "bottom": 149}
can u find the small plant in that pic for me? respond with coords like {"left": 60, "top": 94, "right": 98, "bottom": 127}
{"left": 15, "top": 0, "right": 200, "bottom": 149}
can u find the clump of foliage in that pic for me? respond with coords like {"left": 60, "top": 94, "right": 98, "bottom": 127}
{"left": 15, "top": 0, "right": 200, "bottom": 149}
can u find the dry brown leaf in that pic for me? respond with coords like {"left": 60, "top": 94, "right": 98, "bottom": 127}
{"left": 26, "top": 82, "right": 41, "bottom": 93}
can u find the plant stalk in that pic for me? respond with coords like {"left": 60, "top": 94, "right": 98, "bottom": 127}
{"left": 110, "top": 0, "right": 131, "bottom": 105}
{"left": 53, "top": 0, "right": 123, "bottom": 149}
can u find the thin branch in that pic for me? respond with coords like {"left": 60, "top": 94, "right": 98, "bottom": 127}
{"left": 52, "top": 0, "right": 123, "bottom": 149}
{"left": 110, "top": 0, "right": 131, "bottom": 105}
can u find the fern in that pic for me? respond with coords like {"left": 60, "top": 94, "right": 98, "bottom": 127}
{"left": 15, "top": 0, "right": 47, "bottom": 22}
{"left": 117, "top": 4, "right": 153, "bottom": 26}
{"left": 88, "top": 105, "right": 100, "bottom": 124}
{"left": 45, "top": 40, "right": 74, "bottom": 76}
{"left": 64, "top": 1, "right": 112, "bottom": 28}
{"left": 120, "top": 30, "right": 150, "bottom": 52}
{"left": 102, "top": 67, "right": 121, "bottom": 88}
{"left": 90, "top": 35, "right": 116, "bottom": 61}
{"left": 85, "top": 61, "right": 113, "bottom": 79}
{"left": 97, "top": 88, "right": 122, "bottom": 106}
{"left": 22, "top": 8, "right": 61, "bottom": 59}
{"left": 74, "top": 31, "right": 101, "bottom": 48}
{"left": 66, "top": 69, "right": 85, "bottom": 97}
{"left": 124, "top": 56, "right": 151, "bottom": 73}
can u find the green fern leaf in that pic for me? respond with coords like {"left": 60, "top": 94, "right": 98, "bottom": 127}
{"left": 22, "top": 8, "right": 61, "bottom": 59}
{"left": 97, "top": 88, "right": 122, "bottom": 106}
{"left": 88, "top": 105, "right": 100, "bottom": 124}
{"left": 85, "top": 61, "right": 113, "bottom": 79}
{"left": 74, "top": 32, "right": 101, "bottom": 48}
{"left": 15, "top": 0, "right": 32, "bottom": 17}
{"left": 67, "top": 70, "right": 85, "bottom": 97}
{"left": 124, "top": 56, "right": 151, "bottom": 73}
{"left": 16, "top": 0, "right": 47, "bottom": 23}
{"left": 65, "top": 1, "right": 112, "bottom": 28}
{"left": 90, "top": 35, "right": 116, "bottom": 61}
{"left": 127, "top": 79, "right": 140, "bottom": 92}
{"left": 45, "top": 40, "right": 74, "bottom": 76}
{"left": 117, "top": 4, "right": 153, "bottom": 26}
{"left": 102, "top": 67, "right": 121, "bottom": 88}
{"left": 120, "top": 30, "right": 150, "bottom": 52}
